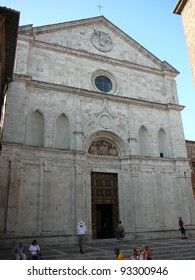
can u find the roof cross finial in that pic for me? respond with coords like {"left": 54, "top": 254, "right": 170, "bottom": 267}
{"left": 97, "top": 4, "right": 103, "bottom": 16}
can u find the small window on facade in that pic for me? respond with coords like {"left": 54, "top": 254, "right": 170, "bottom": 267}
{"left": 95, "top": 76, "right": 112, "bottom": 93}
{"left": 160, "top": 153, "right": 164, "bottom": 158}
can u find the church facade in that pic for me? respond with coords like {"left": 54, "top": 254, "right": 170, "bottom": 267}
{"left": 1, "top": 16, "right": 195, "bottom": 244}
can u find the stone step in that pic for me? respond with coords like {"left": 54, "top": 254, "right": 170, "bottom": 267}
{"left": 1, "top": 238, "right": 195, "bottom": 260}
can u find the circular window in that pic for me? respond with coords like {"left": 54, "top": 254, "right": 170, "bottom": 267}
{"left": 92, "top": 70, "right": 117, "bottom": 94}
{"left": 95, "top": 76, "right": 112, "bottom": 93}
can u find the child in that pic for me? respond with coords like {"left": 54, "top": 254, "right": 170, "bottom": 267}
{"left": 114, "top": 248, "right": 124, "bottom": 260}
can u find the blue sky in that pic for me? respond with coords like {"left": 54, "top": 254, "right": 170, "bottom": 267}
{"left": 2, "top": 0, "right": 195, "bottom": 140}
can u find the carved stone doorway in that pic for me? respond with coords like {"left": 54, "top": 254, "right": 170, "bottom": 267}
{"left": 91, "top": 172, "right": 119, "bottom": 239}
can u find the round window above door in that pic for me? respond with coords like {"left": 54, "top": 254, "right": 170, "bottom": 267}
{"left": 92, "top": 70, "right": 117, "bottom": 95}
{"left": 95, "top": 76, "right": 112, "bottom": 93}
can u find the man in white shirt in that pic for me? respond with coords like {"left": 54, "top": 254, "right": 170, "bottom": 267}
{"left": 76, "top": 220, "right": 87, "bottom": 254}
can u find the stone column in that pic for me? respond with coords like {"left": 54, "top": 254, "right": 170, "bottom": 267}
{"left": 42, "top": 170, "right": 53, "bottom": 232}
{"left": 130, "top": 164, "right": 142, "bottom": 232}
{"left": 4, "top": 160, "right": 20, "bottom": 233}
{"left": 120, "top": 163, "right": 135, "bottom": 238}
{"left": 154, "top": 167, "right": 166, "bottom": 228}
{"left": 74, "top": 96, "right": 83, "bottom": 151}
{"left": 74, "top": 156, "right": 85, "bottom": 225}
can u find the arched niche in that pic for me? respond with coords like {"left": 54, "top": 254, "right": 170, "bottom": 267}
{"left": 26, "top": 110, "right": 44, "bottom": 147}
{"left": 158, "top": 128, "right": 169, "bottom": 158}
{"left": 138, "top": 126, "right": 151, "bottom": 156}
{"left": 54, "top": 114, "right": 70, "bottom": 149}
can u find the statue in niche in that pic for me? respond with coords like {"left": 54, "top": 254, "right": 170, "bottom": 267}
{"left": 88, "top": 140, "right": 118, "bottom": 156}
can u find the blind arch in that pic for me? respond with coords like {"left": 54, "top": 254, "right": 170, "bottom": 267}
{"left": 26, "top": 110, "right": 44, "bottom": 147}
{"left": 158, "top": 128, "right": 169, "bottom": 158}
{"left": 138, "top": 126, "right": 151, "bottom": 156}
{"left": 55, "top": 114, "right": 70, "bottom": 149}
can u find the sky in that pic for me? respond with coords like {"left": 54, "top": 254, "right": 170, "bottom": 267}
{"left": 2, "top": 0, "right": 195, "bottom": 140}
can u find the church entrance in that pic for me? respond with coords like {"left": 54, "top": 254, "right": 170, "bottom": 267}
{"left": 91, "top": 172, "right": 119, "bottom": 239}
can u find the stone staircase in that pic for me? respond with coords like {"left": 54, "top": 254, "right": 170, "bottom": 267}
{"left": 153, "top": 243, "right": 195, "bottom": 260}
{"left": 1, "top": 238, "right": 195, "bottom": 260}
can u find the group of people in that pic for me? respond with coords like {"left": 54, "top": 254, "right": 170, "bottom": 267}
{"left": 130, "top": 245, "right": 152, "bottom": 260}
{"left": 12, "top": 220, "right": 88, "bottom": 260}
{"left": 12, "top": 239, "right": 41, "bottom": 260}
{"left": 114, "top": 244, "right": 153, "bottom": 260}
{"left": 114, "top": 217, "right": 187, "bottom": 260}
{"left": 12, "top": 217, "right": 187, "bottom": 260}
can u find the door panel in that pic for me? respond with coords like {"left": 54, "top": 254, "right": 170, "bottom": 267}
{"left": 91, "top": 172, "right": 119, "bottom": 239}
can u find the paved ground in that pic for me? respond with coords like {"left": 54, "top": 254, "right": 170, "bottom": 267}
{"left": 1, "top": 237, "right": 195, "bottom": 260}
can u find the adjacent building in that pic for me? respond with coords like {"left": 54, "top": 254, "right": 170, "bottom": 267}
{"left": 186, "top": 140, "right": 195, "bottom": 198}
{"left": 173, "top": 0, "right": 195, "bottom": 87}
{"left": 0, "top": 7, "right": 20, "bottom": 145}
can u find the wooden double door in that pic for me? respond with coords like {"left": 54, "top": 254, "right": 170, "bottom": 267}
{"left": 91, "top": 172, "right": 119, "bottom": 239}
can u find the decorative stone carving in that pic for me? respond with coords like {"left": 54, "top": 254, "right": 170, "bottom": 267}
{"left": 88, "top": 140, "right": 118, "bottom": 156}
{"left": 90, "top": 30, "right": 113, "bottom": 52}
{"left": 84, "top": 100, "right": 116, "bottom": 136}
{"left": 130, "top": 165, "right": 140, "bottom": 176}
{"left": 99, "top": 114, "right": 112, "bottom": 129}
{"left": 45, "top": 96, "right": 55, "bottom": 108}
{"left": 176, "top": 168, "right": 191, "bottom": 178}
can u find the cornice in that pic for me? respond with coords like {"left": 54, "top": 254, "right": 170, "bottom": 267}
{"left": 13, "top": 74, "right": 184, "bottom": 112}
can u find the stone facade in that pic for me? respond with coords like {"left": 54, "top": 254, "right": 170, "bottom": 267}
{"left": 173, "top": 0, "right": 195, "bottom": 88}
{"left": 0, "top": 16, "right": 195, "bottom": 244}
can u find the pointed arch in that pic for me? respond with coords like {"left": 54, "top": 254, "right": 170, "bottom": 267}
{"left": 26, "top": 110, "right": 44, "bottom": 147}
{"left": 158, "top": 128, "right": 169, "bottom": 158}
{"left": 54, "top": 114, "right": 70, "bottom": 149}
{"left": 138, "top": 126, "right": 151, "bottom": 156}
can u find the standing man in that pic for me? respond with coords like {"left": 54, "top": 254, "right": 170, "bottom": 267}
{"left": 117, "top": 220, "right": 125, "bottom": 243}
{"left": 179, "top": 217, "right": 186, "bottom": 239}
{"left": 76, "top": 220, "right": 87, "bottom": 254}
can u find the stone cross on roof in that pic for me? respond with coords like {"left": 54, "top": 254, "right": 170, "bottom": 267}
{"left": 97, "top": 4, "right": 103, "bottom": 16}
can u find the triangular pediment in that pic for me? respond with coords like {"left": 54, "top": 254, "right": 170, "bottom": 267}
{"left": 19, "top": 16, "right": 178, "bottom": 74}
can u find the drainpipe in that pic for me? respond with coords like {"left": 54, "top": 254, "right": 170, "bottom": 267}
{"left": 3, "top": 160, "right": 11, "bottom": 234}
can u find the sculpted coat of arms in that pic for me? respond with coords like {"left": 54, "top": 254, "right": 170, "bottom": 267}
{"left": 91, "top": 30, "right": 113, "bottom": 52}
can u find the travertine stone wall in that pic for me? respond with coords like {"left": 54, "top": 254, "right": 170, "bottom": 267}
{"left": 0, "top": 17, "right": 195, "bottom": 243}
